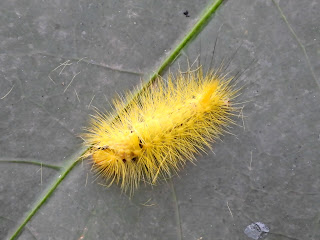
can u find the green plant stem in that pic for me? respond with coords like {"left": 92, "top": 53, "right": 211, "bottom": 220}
{"left": 0, "top": 159, "right": 61, "bottom": 170}
{"left": 152, "top": 0, "right": 224, "bottom": 78}
{"left": 8, "top": 1, "right": 224, "bottom": 239}
{"left": 9, "top": 147, "right": 88, "bottom": 240}
{"left": 170, "top": 180, "right": 182, "bottom": 240}
{"left": 126, "top": 0, "right": 225, "bottom": 105}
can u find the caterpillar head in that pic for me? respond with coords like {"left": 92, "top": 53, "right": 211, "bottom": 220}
{"left": 91, "top": 130, "right": 145, "bottom": 191}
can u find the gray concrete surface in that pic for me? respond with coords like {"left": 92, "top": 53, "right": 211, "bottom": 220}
{"left": 1, "top": 0, "right": 319, "bottom": 239}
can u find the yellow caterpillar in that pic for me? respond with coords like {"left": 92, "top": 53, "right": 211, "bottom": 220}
{"left": 83, "top": 65, "right": 240, "bottom": 194}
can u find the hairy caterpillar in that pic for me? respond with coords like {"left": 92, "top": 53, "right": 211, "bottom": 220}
{"left": 83, "top": 63, "right": 241, "bottom": 194}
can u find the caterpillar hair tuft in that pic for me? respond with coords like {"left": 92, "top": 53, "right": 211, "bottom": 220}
{"left": 83, "top": 64, "right": 242, "bottom": 194}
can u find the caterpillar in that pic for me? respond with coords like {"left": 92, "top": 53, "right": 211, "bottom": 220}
{"left": 83, "top": 63, "right": 241, "bottom": 194}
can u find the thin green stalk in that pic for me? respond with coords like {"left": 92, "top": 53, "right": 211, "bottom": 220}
{"left": 152, "top": 0, "right": 224, "bottom": 78}
{"left": 135, "top": 0, "right": 225, "bottom": 96}
{"left": 116, "top": 0, "right": 225, "bottom": 119}
{"left": 170, "top": 180, "right": 182, "bottom": 240}
{"left": 8, "top": 1, "right": 224, "bottom": 238}
{"left": 0, "top": 159, "right": 61, "bottom": 171}
{"left": 272, "top": 0, "right": 318, "bottom": 88}
{"left": 8, "top": 147, "right": 88, "bottom": 240}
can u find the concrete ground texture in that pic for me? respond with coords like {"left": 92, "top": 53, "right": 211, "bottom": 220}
{"left": 0, "top": 0, "right": 319, "bottom": 239}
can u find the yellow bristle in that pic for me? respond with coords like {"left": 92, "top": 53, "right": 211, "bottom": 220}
{"left": 83, "top": 65, "right": 240, "bottom": 194}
